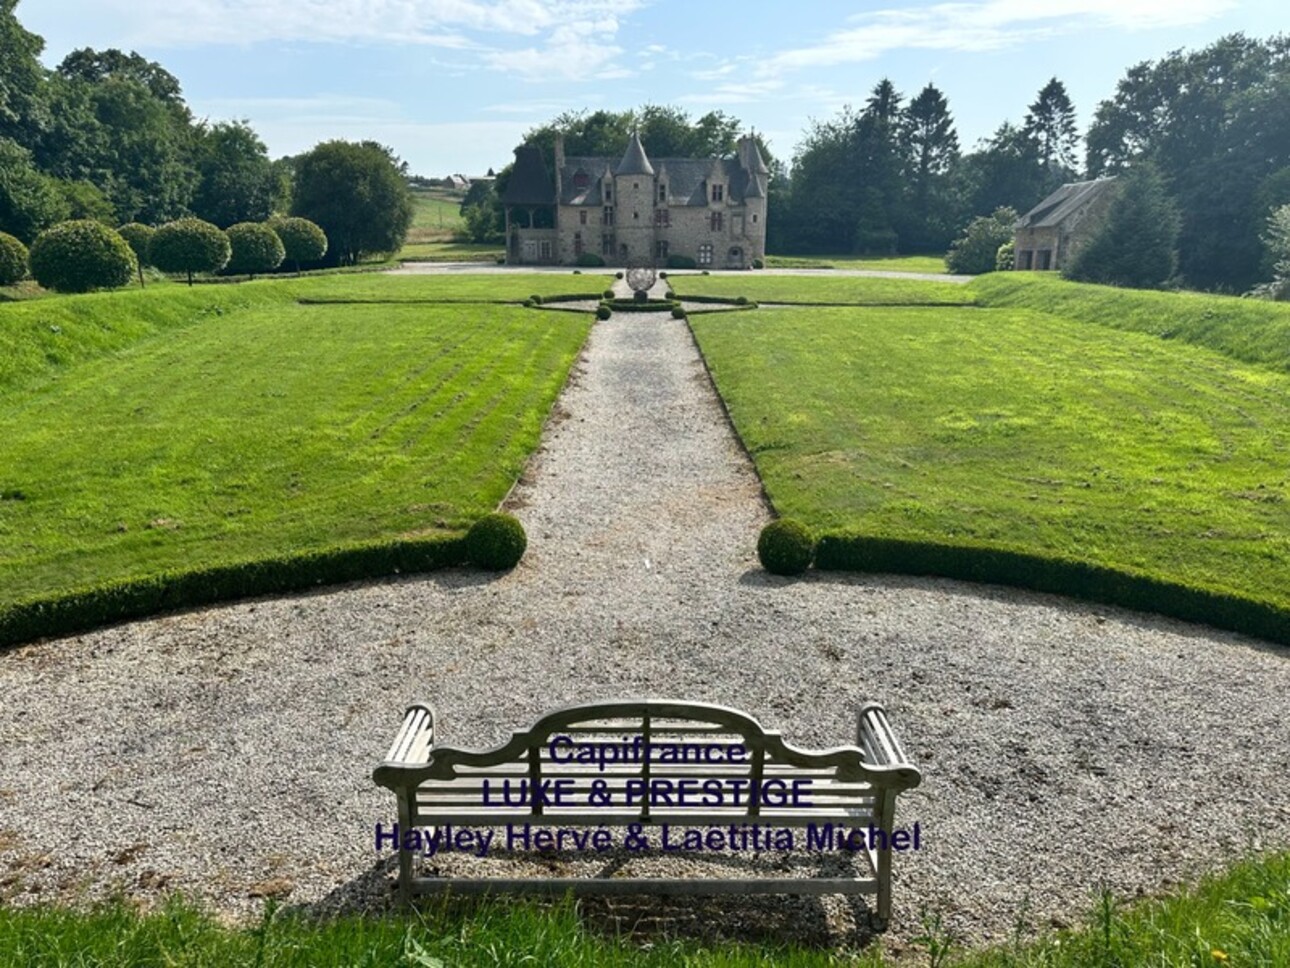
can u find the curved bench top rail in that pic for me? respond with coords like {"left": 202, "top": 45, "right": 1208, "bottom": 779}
{"left": 376, "top": 698, "right": 919, "bottom": 790}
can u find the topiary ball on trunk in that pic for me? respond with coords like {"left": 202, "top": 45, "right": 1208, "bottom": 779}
{"left": 29, "top": 221, "right": 136, "bottom": 293}
{"left": 466, "top": 512, "right": 527, "bottom": 570}
{"left": 757, "top": 519, "right": 815, "bottom": 575}
{"left": 225, "top": 222, "right": 285, "bottom": 278}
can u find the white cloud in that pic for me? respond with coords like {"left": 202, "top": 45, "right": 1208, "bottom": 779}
{"left": 759, "top": 0, "right": 1234, "bottom": 76}
{"left": 483, "top": 17, "right": 631, "bottom": 80}
{"left": 56, "top": 0, "right": 648, "bottom": 58}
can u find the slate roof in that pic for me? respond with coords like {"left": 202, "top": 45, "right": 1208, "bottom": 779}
{"left": 1016, "top": 177, "right": 1119, "bottom": 229}
{"left": 502, "top": 145, "right": 555, "bottom": 206}
{"left": 615, "top": 131, "right": 655, "bottom": 176}
{"left": 515, "top": 137, "right": 764, "bottom": 208}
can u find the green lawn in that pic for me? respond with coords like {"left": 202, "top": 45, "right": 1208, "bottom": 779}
{"left": 691, "top": 304, "right": 1290, "bottom": 624}
{"left": 764, "top": 254, "right": 948, "bottom": 274}
{"left": 1, "top": 851, "right": 1285, "bottom": 966}
{"left": 972, "top": 272, "right": 1290, "bottom": 372}
{"left": 670, "top": 274, "right": 974, "bottom": 305}
{"left": 397, "top": 240, "right": 505, "bottom": 262}
{"left": 0, "top": 276, "right": 591, "bottom": 626}
{"left": 408, "top": 186, "right": 466, "bottom": 237}
{"left": 298, "top": 272, "right": 612, "bottom": 302}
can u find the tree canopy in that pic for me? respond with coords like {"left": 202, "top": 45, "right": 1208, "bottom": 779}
{"left": 290, "top": 140, "right": 413, "bottom": 265}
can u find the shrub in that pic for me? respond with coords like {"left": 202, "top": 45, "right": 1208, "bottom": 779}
{"left": 465, "top": 512, "right": 527, "bottom": 570}
{"left": 702, "top": 270, "right": 710, "bottom": 275}
{"left": 757, "top": 519, "right": 815, "bottom": 576}
{"left": 602, "top": 289, "right": 615, "bottom": 299}
{"left": 225, "top": 222, "right": 285, "bottom": 278}
{"left": 28, "top": 221, "right": 136, "bottom": 293}
{"left": 0, "top": 232, "right": 28, "bottom": 286}
{"left": 575, "top": 252, "right": 606, "bottom": 267}
{"left": 659, "top": 270, "right": 668, "bottom": 279}
{"left": 666, "top": 254, "right": 697, "bottom": 270}
{"left": 752, "top": 257, "right": 764, "bottom": 269}
{"left": 996, "top": 240, "right": 1015, "bottom": 271}
{"left": 572, "top": 269, "right": 582, "bottom": 274}
{"left": 615, "top": 271, "right": 625, "bottom": 279}
{"left": 269, "top": 216, "right": 328, "bottom": 274}
{"left": 529, "top": 294, "right": 543, "bottom": 305}
{"left": 671, "top": 306, "right": 687, "bottom": 319}
{"left": 735, "top": 296, "right": 749, "bottom": 305}
{"left": 116, "top": 223, "right": 155, "bottom": 288}
{"left": 945, "top": 207, "right": 1018, "bottom": 275}
{"left": 150, "top": 218, "right": 231, "bottom": 285}
{"left": 596, "top": 304, "right": 612, "bottom": 320}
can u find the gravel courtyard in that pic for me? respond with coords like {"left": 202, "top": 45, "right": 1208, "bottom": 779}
{"left": 1, "top": 298, "right": 1288, "bottom": 952}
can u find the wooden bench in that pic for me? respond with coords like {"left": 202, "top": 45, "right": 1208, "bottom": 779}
{"left": 373, "top": 698, "right": 922, "bottom": 927}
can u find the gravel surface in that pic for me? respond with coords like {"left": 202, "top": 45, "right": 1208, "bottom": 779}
{"left": 2, "top": 297, "right": 1288, "bottom": 955}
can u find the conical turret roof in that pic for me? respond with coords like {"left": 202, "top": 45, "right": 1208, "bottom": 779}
{"left": 615, "top": 131, "right": 655, "bottom": 176}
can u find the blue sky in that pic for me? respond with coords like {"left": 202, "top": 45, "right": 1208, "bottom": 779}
{"left": 19, "top": 0, "right": 1286, "bottom": 177}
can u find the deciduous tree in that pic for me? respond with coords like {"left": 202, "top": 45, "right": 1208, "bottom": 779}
{"left": 290, "top": 140, "right": 413, "bottom": 265}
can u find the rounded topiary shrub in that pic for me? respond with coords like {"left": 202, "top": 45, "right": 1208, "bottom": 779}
{"left": 671, "top": 305, "right": 687, "bottom": 319}
{"left": 615, "top": 271, "right": 624, "bottom": 279}
{"left": 29, "top": 220, "right": 136, "bottom": 294}
{"left": 116, "top": 223, "right": 154, "bottom": 287}
{"left": 269, "top": 216, "right": 328, "bottom": 273}
{"left": 757, "top": 519, "right": 815, "bottom": 576}
{"left": 596, "top": 304, "right": 612, "bottom": 320}
{"left": 529, "top": 294, "right": 543, "bottom": 305}
{"left": 150, "top": 217, "right": 231, "bottom": 285}
{"left": 659, "top": 270, "right": 668, "bottom": 279}
{"left": 602, "top": 288, "right": 615, "bottom": 299}
{"left": 752, "top": 257, "right": 764, "bottom": 269}
{"left": 466, "top": 512, "right": 527, "bottom": 570}
{"left": 574, "top": 251, "right": 605, "bottom": 267}
{"left": 226, "top": 222, "right": 285, "bottom": 278}
{"left": 0, "top": 232, "right": 28, "bottom": 286}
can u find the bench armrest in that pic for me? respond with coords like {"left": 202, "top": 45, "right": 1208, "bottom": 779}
{"left": 856, "top": 703, "right": 922, "bottom": 790}
{"left": 372, "top": 702, "right": 435, "bottom": 788}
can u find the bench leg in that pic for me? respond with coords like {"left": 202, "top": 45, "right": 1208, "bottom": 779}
{"left": 874, "top": 789, "right": 895, "bottom": 929}
{"left": 397, "top": 792, "right": 414, "bottom": 907}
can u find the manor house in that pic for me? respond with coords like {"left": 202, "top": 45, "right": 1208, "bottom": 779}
{"left": 502, "top": 132, "right": 769, "bottom": 269}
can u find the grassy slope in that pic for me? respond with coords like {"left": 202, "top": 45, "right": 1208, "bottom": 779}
{"left": 0, "top": 274, "right": 608, "bottom": 394}
{"left": 692, "top": 305, "right": 1290, "bottom": 615}
{"left": 670, "top": 274, "right": 974, "bottom": 305}
{"left": 765, "top": 254, "right": 948, "bottom": 274}
{"left": 397, "top": 241, "right": 505, "bottom": 262}
{"left": 972, "top": 273, "right": 1290, "bottom": 372}
{"left": 0, "top": 277, "right": 591, "bottom": 617}
{"left": 1, "top": 851, "right": 1285, "bottom": 965}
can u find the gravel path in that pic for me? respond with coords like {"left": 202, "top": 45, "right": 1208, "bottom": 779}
{"left": 2, "top": 301, "right": 1288, "bottom": 954}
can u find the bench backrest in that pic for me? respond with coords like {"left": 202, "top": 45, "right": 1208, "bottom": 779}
{"left": 396, "top": 699, "right": 918, "bottom": 827}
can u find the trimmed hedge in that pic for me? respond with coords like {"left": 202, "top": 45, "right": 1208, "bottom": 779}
{"left": 575, "top": 252, "right": 606, "bottom": 267}
{"left": 0, "top": 232, "right": 27, "bottom": 286}
{"left": 604, "top": 298, "right": 678, "bottom": 313}
{"left": 664, "top": 293, "right": 743, "bottom": 305}
{"left": 815, "top": 533, "right": 1290, "bottom": 646}
{"left": 666, "top": 255, "right": 698, "bottom": 270}
{"left": 0, "top": 535, "right": 466, "bottom": 649}
{"left": 525, "top": 292, "right": 604, "bottom": 303}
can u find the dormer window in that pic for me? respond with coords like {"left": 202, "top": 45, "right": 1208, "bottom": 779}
{"left": 711, "top": 184, "right": 724, "bottom": 203}
{"left": 604, "top": 185, "right": 612, "bottom": 202}
{"left": 572, "top": 170, "right": 590, "bottom": 191}
{"left": 659, "top": 184, "right": 666, "bottom": 203}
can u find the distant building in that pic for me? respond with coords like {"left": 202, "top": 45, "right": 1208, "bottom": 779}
{"left": 445, "top": 174, "right": 470, "bottom": 190}
{"left": 1013, "top": 177, "right": 1119, "bottom": 271}
{"left": 501, "top": 131, "right": 769, "bottom": 268}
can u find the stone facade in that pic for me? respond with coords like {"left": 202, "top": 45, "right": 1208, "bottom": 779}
{"left": 503, "top": 132, "right": 768, "bottom": 268}
{"left": 1013, "top": 177, "right": 1119, "bottom": 271}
